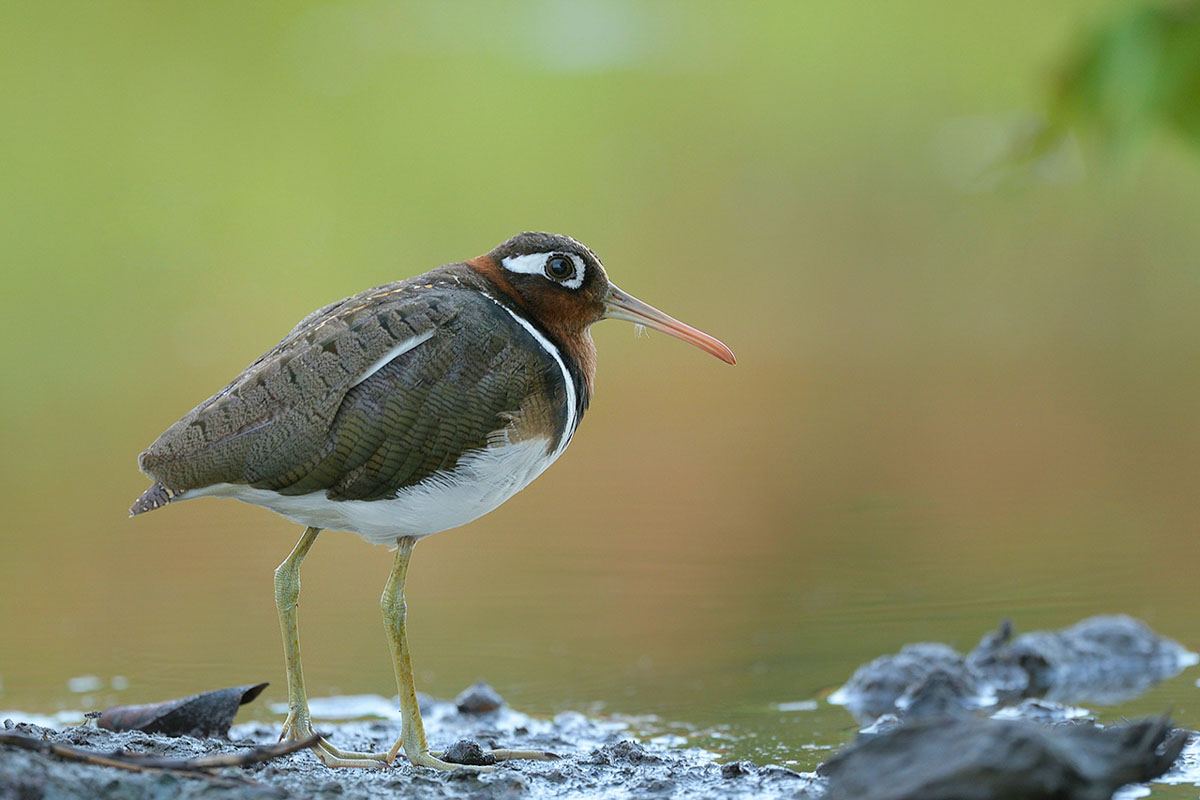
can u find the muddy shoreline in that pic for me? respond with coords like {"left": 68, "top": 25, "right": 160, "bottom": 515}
{"left": 3, "top": 615, "right": 1198, "bottom": 799}
{"left": 4, "top": 699, "right": 1193, "bottom": 800}
{"left": 1, "top": 696, "right": 823, "bottom": 800}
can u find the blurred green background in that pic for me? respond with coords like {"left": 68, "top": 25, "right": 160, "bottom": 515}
{"left": 3, "top": 0, "right": 1200, "bottom": 786}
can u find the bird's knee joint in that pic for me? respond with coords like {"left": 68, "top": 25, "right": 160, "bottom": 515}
{"left": 274, "top": 566, "right": 300, "bottom": 608}
{"left": 380, "top": 592, "right": 407, "bottom": 621}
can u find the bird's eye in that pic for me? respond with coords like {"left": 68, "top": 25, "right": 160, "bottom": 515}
{"left": 546, "top": 255, "right": 574, "bottom": 281}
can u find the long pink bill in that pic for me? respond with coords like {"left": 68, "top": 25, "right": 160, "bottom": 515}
{"left": 603, "top": 284, "right": 736, "bottom": 365}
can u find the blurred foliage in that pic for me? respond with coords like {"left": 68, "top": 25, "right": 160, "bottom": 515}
{"left": 1036, "top": 2, "right": 1200, "bottom": 162}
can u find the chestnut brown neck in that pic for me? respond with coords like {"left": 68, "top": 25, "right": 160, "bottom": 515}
{"left": 466, "top": 255, "right": 597, "bottom": 397}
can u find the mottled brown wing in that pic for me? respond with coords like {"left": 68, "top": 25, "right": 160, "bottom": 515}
{"left": 251, "top": 296, "right": 563, "bottom": 501}
{"left": 137, "top": 274, "right": 454, "bottom": 493}
{"left": 138, "top": 275, "right": 563, "bottom": 503}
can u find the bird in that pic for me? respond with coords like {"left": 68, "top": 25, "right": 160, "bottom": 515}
{"left": 130, "top": 231, "right": 735, "bottom": 770}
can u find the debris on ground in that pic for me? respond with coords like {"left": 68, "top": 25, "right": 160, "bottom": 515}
{"left": 830, "top": 615, "right": 1196, "bottom": 725}
{"left": 97, "top": 683, "right": 268, "bottom": 738}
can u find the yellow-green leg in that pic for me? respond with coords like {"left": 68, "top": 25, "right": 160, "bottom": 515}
{"left": 275, "top": 526, "right": 387, "bottom": 768}
{"left": 381, "top": 537, "right": 558, "bottom": 769}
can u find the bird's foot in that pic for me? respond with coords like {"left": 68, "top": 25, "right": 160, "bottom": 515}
{"left": 280, "top": 710, "right": 389, "bottom": 769}
{"left": 406, "top": 748, "right": 495, "bottom": 772}
{"left": 479, "top": 748, "right": 561, "bottom": 762}
{"left": 390, "top": 744, "right": 559, "bottom": 771}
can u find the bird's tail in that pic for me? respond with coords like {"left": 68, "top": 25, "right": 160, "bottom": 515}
{"left": 129, "top": 481, "right": 173, "bottom": 517}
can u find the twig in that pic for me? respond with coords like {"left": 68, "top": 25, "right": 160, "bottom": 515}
{"left": 0, "top": 730, "right": 320, "bottom": 787}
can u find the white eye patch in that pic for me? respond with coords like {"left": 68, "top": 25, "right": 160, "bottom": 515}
{"left": 500, "top": 252, "right": 586, "bottom": 290}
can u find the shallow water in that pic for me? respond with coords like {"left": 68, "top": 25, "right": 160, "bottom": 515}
{"left": 3, "top": 490, "right": 1200, "bottom": 788}
{"left": 3, "top": 351, "right": 1200, "bottom": 798}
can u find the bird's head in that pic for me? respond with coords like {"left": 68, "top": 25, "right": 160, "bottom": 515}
{"left": 474, "top": 231, "right": 736, "bottom": 365}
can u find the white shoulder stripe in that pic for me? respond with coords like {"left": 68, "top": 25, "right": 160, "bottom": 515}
{"left": 350, "top": 329, "right": 435, "bottom": 388}
{"left": 482, "top": 293, "right": 579, "bottom": 454}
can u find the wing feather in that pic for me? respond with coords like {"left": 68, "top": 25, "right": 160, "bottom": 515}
{"left": 137, "top": 275, "right": 567, "bottom": 511}
{"left": 138, "top": 277, "right": 455, "bottom": 492}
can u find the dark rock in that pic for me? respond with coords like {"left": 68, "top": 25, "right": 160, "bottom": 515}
{"left": 895, "top": 668, "right": 977, "bottom": 721}
{"left": 721, "top": 760, "right": 755, "bottom": 778}
{"left": 440, "top": 738, "right": 496, "bottom": 766}
{"left": 820, "top": 715, "right": 1186, "bottom": 800}
{"left": 963, "top": 619, "right": 1030, "bottom": 698}
{"left": 454, "top": 681, "right": 504, "bottom": 714}
{"left": 830, "top": 642, "right": 974, "bottom": 723}
{"left": 967, "top": 615, "right": 1196, "bottom": 705}
{"left": 833, "top": 616, "right": 1197, "bottom": 727}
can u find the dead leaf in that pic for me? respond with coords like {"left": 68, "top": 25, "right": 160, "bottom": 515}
{"left": 97, "top": 683, "right": 267, "bottom": 738}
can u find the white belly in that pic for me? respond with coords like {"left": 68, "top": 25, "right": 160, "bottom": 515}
{"left": 182, "top": 438, "right": 560, "bottom": 545}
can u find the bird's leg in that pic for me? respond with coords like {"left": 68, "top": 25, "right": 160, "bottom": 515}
{"left": 275, "top": 525, "right": 319, "bottom": 742}
{"left": 275, "top": 526, "right": 386, "bottom": 768}
{"left": 381, "top": 537, "right": 558, "bottom": 770}
{"left": 380, "top": 536, "right": 461, "bottom": 770}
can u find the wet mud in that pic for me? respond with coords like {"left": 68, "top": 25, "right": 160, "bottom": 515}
{"left": 0, "top": 694, "right": 823, "bottom": 800}
{"left": 3, "top": 615, "right": 1198, "bottom": 799}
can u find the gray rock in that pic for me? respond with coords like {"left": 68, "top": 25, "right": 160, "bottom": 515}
{"left": 895, "top": 668, "right": 978, "bottom": 721}
{"left": 820, "top": 716, "right": 1187, "bottom": 800}
{"left": 967, "top": 615, "right": 1197, "bottom": 705}
{"left": 829, "top": 642, "right": 974, "bottom": 724}
{"left": 831, "top": 615, "right": 1197, "bottom": 726}
{"left": 454, "top": 681, "right": 504, "bottom": 714}
{"left": 441, "top": 738, "right": 496, "bottom": 766}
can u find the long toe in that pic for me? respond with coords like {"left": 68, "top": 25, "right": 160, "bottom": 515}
{"left": 409, "top": 749, "right": 496, "bottom": 772}
{"left": 423, "top": 744, "right": 559, "bottom": 767}
{"left": 488, "top": 748, "right": 560, "bottom": 761}
{"left": 312, "top": 740, "right": 390, "bottom": 769}
{"left": 313, "top": 738, "right": 390, "bottom": 767}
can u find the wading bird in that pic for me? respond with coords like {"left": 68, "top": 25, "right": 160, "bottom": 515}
{"left": 131, "top": 232, "right": 735, "bottom": 769}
